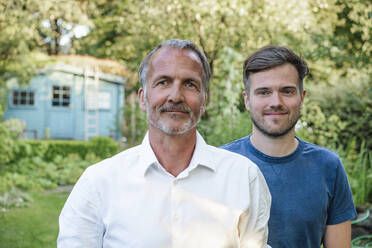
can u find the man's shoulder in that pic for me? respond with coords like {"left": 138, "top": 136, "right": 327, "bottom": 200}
{"left": 298, "top": 139, "right": 345, "bottom": 173}
{"left": 207, "top": 143, "right": 251, "bottom": 161}
{"left": 300, "top": 139, "right": 341, "bottom": 161}
{"left": 84, "top": 144, "right": 142, "bottom": 177}
{"left": 205, "top": 143, "right": 262, "bottom": 177}
{"left": 220, "top": 135, "right": 250, "bottom": 151}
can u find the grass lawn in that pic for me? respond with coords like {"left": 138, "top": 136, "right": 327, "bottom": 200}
{"left": 0, "top": 191, "right": 69, "bottom": 248}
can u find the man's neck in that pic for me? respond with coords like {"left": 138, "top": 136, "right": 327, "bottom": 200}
{"left": 250, "top": 128, "right": 298, "bottom": 157}
{"left": 148, "top": 126, "right": 197, "bottom": 177}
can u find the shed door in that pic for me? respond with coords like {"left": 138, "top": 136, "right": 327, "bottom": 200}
{"left": 49, "top": 85, "right": 74, "bottom": 139}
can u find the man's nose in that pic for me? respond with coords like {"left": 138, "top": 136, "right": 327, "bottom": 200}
{"left": 269, "top": 92, "right": 283, "bottom": 107}
{"left": 168, "top": 83, "right": 184, "bottom": 103}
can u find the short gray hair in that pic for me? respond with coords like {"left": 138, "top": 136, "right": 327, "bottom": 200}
{"left": 138, "top": 39, "right": 211, "bottom": 93}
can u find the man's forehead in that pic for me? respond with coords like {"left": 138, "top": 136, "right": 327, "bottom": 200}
{"left": 150, "top": 47, "right": 202, "bottom": 66}
{"left": 250, "top": 64, "right": 299, "bottom": 86}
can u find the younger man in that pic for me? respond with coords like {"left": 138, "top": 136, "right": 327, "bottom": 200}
{"left": 222, "top": 45, "right": 356, "bottom": 248}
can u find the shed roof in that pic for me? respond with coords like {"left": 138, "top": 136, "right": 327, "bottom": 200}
{"left": 42, "top": 54, "right": 136, "bottom": 85}
{"left": 42, "top": 63, "right": 126, "bottom": 85}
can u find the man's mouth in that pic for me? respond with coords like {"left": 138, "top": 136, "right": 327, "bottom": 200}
{"left": 160, "top": 105, "right": 190, "bottom": 114}
{"left": 164, "top": 111, "right": 187, "bottom": 115}
{"left": 264, "top": 111, "right": 288, "bottom": 116}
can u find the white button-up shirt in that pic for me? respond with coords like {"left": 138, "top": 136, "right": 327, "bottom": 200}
{"left": 58, "top": 132, "right": 271, "bottom": 248}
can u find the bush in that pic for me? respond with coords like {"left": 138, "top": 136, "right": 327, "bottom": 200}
{"left": 89, "top": 136, "right": 120, "bottom": 159}
{"left": 339, "top": 140, "right": 372, "bottom": 205}
{"left": 199, "top": 111, "right": 252, "bottom": 147}
{"left": 13, "top": 136, "right": 120, "bottom": 163}
{"left": 0, "top": 151, "right": 102, "bottom": 211}
{"left": 296, "top": 99, "right": 347, "bottom": 148}
{"left": 198, "top": 47, "right": 250, "bottom": 147}
{"left": 0, "top": 133, "right": 118, "bottom": 211}
{"left": 123, "top": 95, "right": 148, "bottom": 145}
{"left": 305, "top": 72, "right": 371, "bottom": 151}
{"left": 1, "top": 153, "right": 101, "bottom": 193}
{"left": 0, "top": 119, "right": 25, "bottom": 167}
{"left": 0, "top": 188, "right": 32, "bottom": 215}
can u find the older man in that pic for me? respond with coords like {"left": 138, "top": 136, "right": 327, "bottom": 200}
{"left": 222, "top": 45, "right": 356, "bottom": 248}
{"left": 58, "top": 39, "right": 271, "bottom": 248}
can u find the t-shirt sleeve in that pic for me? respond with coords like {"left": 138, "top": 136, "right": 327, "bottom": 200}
{"left": 326, "top": 158, "right": 357, "bottom": 225}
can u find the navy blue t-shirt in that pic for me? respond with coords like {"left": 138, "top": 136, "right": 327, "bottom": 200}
{"left": 221, "top": 135, "right": 356, "bottom": 248}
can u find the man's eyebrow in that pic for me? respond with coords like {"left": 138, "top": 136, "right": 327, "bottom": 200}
{"left": 150, "top": 75, "right": 202, "bottom": 85}
{"left": 254, "top": 87, "right": 270, "bottom": 91}
{"left": 151, "top": 75, "right": 172, "bottom": 82}
{"left": 281, "top": 86, "right": 297, "bottom": 89}
{"left": 184, "top": 77, "right": 201, "bottom": 83}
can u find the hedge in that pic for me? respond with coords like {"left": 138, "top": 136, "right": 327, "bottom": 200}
{"left": 14, "top": 136, "right": 120, "bottom": 162}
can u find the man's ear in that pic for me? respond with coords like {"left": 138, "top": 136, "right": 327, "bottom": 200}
{"left": 200, "top": 91, "right": 208, "bottom": 116}
{"left": 300, "top": 90, "right": 306, "bottom": 110}
{"left": 243, "top": 91, "right": 250, "bottom": 111}
{"left": 301, "top": 90, "right": 306, "bottom": 101}
{"left": 200, "top": 102, "right": 206, "bottom": 116}
{"left": 138, "top": 88, "right": 147, "bottom": 111}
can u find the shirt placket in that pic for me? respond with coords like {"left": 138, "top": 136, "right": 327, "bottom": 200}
{"left": 171, "top": 178, "right": 181, "bottom": 247}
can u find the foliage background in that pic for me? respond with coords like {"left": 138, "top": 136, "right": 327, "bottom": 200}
{"left": 0, "top": 0, "right": 371, "bottom": 205}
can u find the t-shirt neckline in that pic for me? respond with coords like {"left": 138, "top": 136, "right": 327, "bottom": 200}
{"left": 247, "top": 135, "right": 304, "bottom": 164}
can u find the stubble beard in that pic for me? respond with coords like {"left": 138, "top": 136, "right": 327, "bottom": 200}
{"left": 145, "top": 97, "right": 201, "bottom": 135}
{"left": 250, "top": 106, "right": 301, "bottom": 138}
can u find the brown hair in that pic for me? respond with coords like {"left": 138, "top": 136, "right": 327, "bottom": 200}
{"left": 243, "top": 45, "right": 309, "bottom": 95}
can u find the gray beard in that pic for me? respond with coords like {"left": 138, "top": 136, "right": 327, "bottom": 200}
{"left": 145, "top": 98, "right": 201, "bottom": 135}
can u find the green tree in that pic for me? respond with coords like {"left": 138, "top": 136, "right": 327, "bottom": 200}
{"left": 80, "top": 0, "right": 334, "bottom": 74}
{"left": 0, "top": 0, "right": 91, "bottom": 84}
{"left": 0, "top": 0, "right": 39, "bottom": 84}
{"left": 34, "top": 0, "right": 91, "bottom": 55}
{"left": 0, "top": 0, "right": 92, "bottom": 113}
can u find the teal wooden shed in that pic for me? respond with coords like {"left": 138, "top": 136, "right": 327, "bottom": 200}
{"left": 4, "top": 56, "right": 127, "bottom": 140}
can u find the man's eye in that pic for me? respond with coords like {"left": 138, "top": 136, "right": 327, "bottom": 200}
{"left": 185, "top": 82, "right": 196, "bottom": 89}
{"left": 282, "top": 89, "right": 295, "bottom": 95}
{"left": 257, "top": 91, "right": 270, "bottom": 95}
{"left": 156, "top": 81, "right": 167, "bottom": 86}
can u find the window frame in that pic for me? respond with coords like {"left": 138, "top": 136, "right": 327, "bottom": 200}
{"left": 51, "top": 85, "right": 71, "bottom": 107}
{"left": 9, "top": 89, "right": 36, "bottom": 108}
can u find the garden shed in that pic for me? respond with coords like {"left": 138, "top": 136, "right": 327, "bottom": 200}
{"left": 4, "top": 55, "right": 129, "bottom": 140}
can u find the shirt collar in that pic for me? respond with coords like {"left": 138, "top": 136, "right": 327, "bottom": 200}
{"left": 137, "top": 132, "right": 159, "bottom": 176}
{"left": 137, "top": 131, "right": 216, "bottom": 177}
{"left": 187, "top": 131, "right": 216, "bottom": 172}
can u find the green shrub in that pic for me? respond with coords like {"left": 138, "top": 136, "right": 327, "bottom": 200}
{"left": 43, "top": 140, "right": 93, "bottom": 161}
{"left": 0, "top": 119, "right": 25, "bottom": 167}
{"left": 14, "top": 137, "right": 120, "bottom": 163}
{"left": 2, "top": 172, "right": 39, "bottom": 191}
{"left": 0, "top": 134, "right": 117, "bottom": 203}
{"left": 197, "top": 47, "right": 251, "bottom": 147}
{"left": 89, "top": 136, "right": 120, "bottom": 159}
{"left": 1, "top": 153, "right": 101, "bottom": 194}
{"left": 339, "top": 140, "right": 372, "bottom": 205}
{"left": 13, "top": 141, "right": 48, "bottom": 161}
{"left": 0, "top": 173, "right": 30, "bottom": 194}
{"left": 0, "top": 188, "right": 32, "bottom": 214}
{"left": 0, "top": 151, "right": 102, "bottom": 212}
{"left": 123, "top": 96, "right": 148, "bottom": 145}
{"left": 296, "top": 99, "right": 347, "bottom": 148}
{"left": 199, "top": 111, "right": 252, "bottom": 147}
{"left": 306, "top": 72, "right": 371, "bottom": 151}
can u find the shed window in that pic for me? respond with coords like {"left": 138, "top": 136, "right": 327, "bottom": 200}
{"left": 12, "top": 90, "right": 34, "bottom": 106}
{"left": 52, "top": 86, "right": 70, "bottom": 107}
